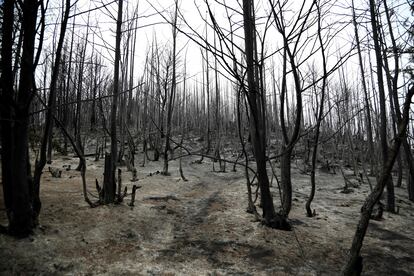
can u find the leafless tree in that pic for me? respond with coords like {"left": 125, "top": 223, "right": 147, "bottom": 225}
{"left": 1, "top": 0, "right": 43, "bottom": 237}
{"left": 103, "top": 0, "right": 123, "bottom": 203}
{"left": 33, "top": 0, "right": 73, "bottom": 224}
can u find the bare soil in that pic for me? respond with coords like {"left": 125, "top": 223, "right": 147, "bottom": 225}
{"left": 1, "top": 149, "right": 413, "bottom": 275}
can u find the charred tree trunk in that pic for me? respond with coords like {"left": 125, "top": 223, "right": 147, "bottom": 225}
{"left": 369, "top": 0, "right": 395, "bottom": 212}
{"left": 352, "top": 0, "right": 375, "bottom": 175}
{"left": 74, "top": 41, "right": 87, "bottom": 171}
{"left": 280, "top": 146, "right": 292, "bottom": 217}
{"left": 269, "top": 0, "right": 315, "bottom": 218}
{"left": 382, "top": 0, "right": 414, "bottom": 201}
{"left": 205, "top": 24, "right": 211, "bottom": 157}
{"left": 1, "top": 0, "right": 40, "bottom": 237}
{"left": 162, "top": 1, "right": 178, "bottom": 175}
{"left": 104, "top": 0, "right": 123, "bottom": 203}
{"left": 342, "top": 85, "right": 414, "bottom": 276}
{"left": 306, "top": 5, "right": 327, "bottom": 216}
{"left": 61, "top": 16, "right": 75, "bottom": 155}
{"left": 33, "top": 0, "right": 71, "bottom": 224}
{"left": 242, "top": 0, "right": 289, "bottom": 229}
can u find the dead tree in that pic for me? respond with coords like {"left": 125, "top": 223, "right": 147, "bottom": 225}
{"left": 127, "top": 6, "right": 139, "bottom": 127}
{"left": 103, "top": 0, "right": 123, "bottom": 204}
{"left": 369, "top": 0, "right": 395, "bottom": 212}
{"left": 74, "top": 36, "right": 88, "bottom": 171}
{"left": 0, "top": 0, "right": 42, "bottom": 237}
{"left": 179, "top": 55, "right": 188, "bottom": 181}
{"left": 243, "top": 0, "right": 289, "bottom": 229}
{"left": 269, "top": 0, "right": 317, "bottom": 218}
{"left": 33, "top": 0, "right": 72, "bottom": 225}
{"left": 196, "top": 22, "right": 212, "bottom": 164}
{"left": 213, "top": 32, "right": 223, "bottom": 170}
{"left": 61, "top": 15, "right": 76, "bottom": 155}
{"left": 380, "top": 0, "right": 414, "bottom": 201}
{"left": 342, "top": 84, "right": 414, "bottom": 276}
{"left": 162, "top": 0, "right": 179, "bottom": 175}
{"left": 305, "top": 0, "right": 327, "bottom": 217}
{"left": 351, "top": 0, "right": 375, "bottom": 175}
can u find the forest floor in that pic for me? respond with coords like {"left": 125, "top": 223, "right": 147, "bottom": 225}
{"left": 1, "top": 141, "right": 414, "bottom": 275}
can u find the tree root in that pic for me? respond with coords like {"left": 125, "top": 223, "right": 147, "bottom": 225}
{"left": 263, "top": 214, "right": 292, "bottom": 231}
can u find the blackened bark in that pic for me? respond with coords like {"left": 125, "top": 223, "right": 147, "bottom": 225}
{"left": 381, "top": 0, "right": 414, "bottom": 202}
{"left": 306, "top": 2, "right": 327, "bottom": 217}
{"left": 162, "top": 0, "right": 178, "bottom": 175}
{"left": 342, "top": 85, "right": 414, "bottom": 276}
{"left": 1, "top": 0, "right": 15, "bottom": 227}
{"left": 280, "top": 146, "right": 292, "bottom": 217}
{"left": 369, "top": 0, "right": 395, "bottom": 212}
{"left": 33, "top": 0, "right": 71, "bottom": 222}
{"left": 1, "top": 0, "right": 40, "bottom": 237}
{"left": 352, "top": 0, "right": 375, "bottom": 174}
{"left": 242, "top": 0, "right": 289, "bottom": 229}
{"left": 104, "top": 0, "right": 123, "bottom": 203}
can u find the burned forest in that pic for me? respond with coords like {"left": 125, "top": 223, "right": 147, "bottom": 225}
{"left": 1, "top": 0, "right": 414, "bottom": 275}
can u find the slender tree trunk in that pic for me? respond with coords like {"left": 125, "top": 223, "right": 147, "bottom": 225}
{"left": 90, "top": 56, "right": 99, "bottom": 131}
{"left": 205, "top": 24, "right": 211, "bottom": 155}
{"left": 352, "top": 0, "right": 375, "bottom": 174}
{"left": 382, "top": 0, "right": 414, "bottom": 200}
{"left": 179, "top": 59, "right": 188, "bottom": 181}
{"left": 62, "top": 16, "right": 76, "bottom": 155}
{"left": 306, "top": 2, "right": 327, "bottom": 217}
{"left": 242, "top": 0, "right": 288, "bottom": 229}
{"left": 33, "top": 0, "right": 71, "bottom": 222}
{"left": 280, "top": 146, "right": 292, "bottom": 216}
{"left": 369, "top": 0, "right": 395, "bottom": 212}
{"left": 127, "top": 7, "right": 138, "bottom": 127}
{"left": 213, "top": 33, "right": 222, "bottom": 169}
{"left": 163, "top": 1, "right": 178, "bottom": 175}
{"left": 279, "top": 46, "right": 304, "bottom": 218}
{"left": 342, "top": 85, "right": 414, "bottom": 276}
{"left": 104, "top": 0, "right": 123, "bottom": 203}
{"left": 74, "top": 39, "right": 87, "bottom": 171}
{"left": 404, "top": 140, "right": 414, "bottom": 201}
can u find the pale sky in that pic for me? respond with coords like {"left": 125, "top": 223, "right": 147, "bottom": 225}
{"left": 37, "top": 0, "right": 413, "bottom": 98}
